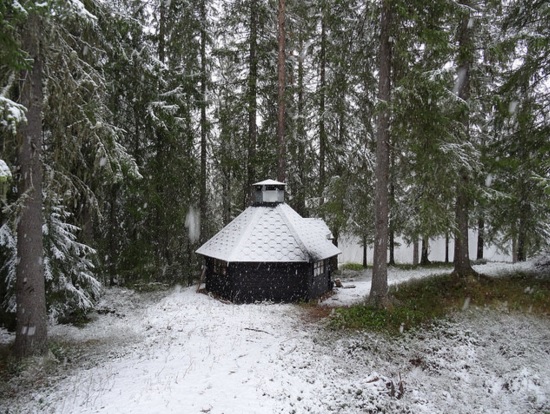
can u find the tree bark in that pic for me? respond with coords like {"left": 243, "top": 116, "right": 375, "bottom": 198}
{"left": 199, "top": 0, "right": 208, "bottom": 242}
{"left": 246, "top": 0, "right": 258, "bottom": 205}
{"left": 108, "top": 184, "right": 119, "bottom": 286}
{"left": 295, "top": 37, "right": 306, "bottom": 216}
{"left": 368, "top": 0, "right": 392, "bottom": 308}
{"left": 388, "top": 226, "right": 395, "bottom": 266}
{"left": 276, "top": 0, "right": 286, "bottom": 182}
{"left": 14, "top": 12, "right": 48, "bottom": 358}
{"left": 476, "top": 217, "right": 484, "bottom": 260}
{"left": 517, "top": 213, "right": 527, "bottom": 261}
{"left": 388, "top": 181, "right": 395, "bottom": 266}
{"left": 362, "top": 235, "right": 368, "bottom": 267}
{"left": 158, "top": 0, "right": 166, "bottom": 64}
{"left": 512, "top": 234, "right": 518, "bottom": 263}
{"left": 412, "top": 238, "right": 419, "bottom": 265}
{"left": 319, "top": 11, "right": 327, "bottom": 202}
{"left": 420, "top": 235, "right": 431, "bottom": 265}
{"left": 454, "top": 172, "right": 474, "bottom": 276}
{"left": 452, "top": 0, "right": 476, "bottom": 278}
{"left": 445, "top": 232, "right": 450, "bottom": 263}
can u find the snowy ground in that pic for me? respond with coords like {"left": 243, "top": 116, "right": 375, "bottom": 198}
{"left": 1, "top": 262, "right": 549, "bottom": 414}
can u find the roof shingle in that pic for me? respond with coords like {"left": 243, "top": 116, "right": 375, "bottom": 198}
{"left": 196, "top": 204, "right": 341, "bottom": 263}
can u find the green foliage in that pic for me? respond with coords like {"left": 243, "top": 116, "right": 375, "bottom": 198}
{"left": 330, "top": 271, "right": 550, "bottom": 335}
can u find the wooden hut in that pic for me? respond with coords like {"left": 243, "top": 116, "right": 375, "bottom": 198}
{"left": 196, "top": 179, "right": 341, "bottom": 303}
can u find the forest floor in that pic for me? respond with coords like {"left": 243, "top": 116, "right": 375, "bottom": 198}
{"left": 1, "top": 262, "right": 549, "bottom": 413}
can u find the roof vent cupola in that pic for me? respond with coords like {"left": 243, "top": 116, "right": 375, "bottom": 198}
{"left": 253, "top": 179, "right": 285, "bottom": 205}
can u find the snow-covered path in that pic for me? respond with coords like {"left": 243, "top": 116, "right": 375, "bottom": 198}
{"left": 1, "top": 262, "right": 549, "bottom": 413}
{"left": 33, "top": 289, "right": 312, "bottom": 413}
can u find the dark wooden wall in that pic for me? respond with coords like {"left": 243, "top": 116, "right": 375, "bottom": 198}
{"left": 204, "top": 257, "right": 337, "bottom": 303}
{"left": 309, "top": 259, "right": 332, "bottom": 299}
{"left": 231, "top": 262, "right": 310, "bottom": 303}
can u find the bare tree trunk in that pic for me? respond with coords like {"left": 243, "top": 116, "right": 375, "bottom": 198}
{"left": 108, "top": 184, "right": 119, "bottom": 286}
{"left": 276, "top": 0, "right": 286, "bottom": 182}
{"left": 517, "top": 214, "right": 527, "bottom": 262}
{"left": 388, "top": 227, "right": 395, "bottom": 266}
{"left": 14, "top": 12, "right": 47, "bottom": 358}
{"left": 199, "top": 0, "right": 208, "bottom": 242}
{"left": 413, "top": 239, "right": 419, "bottom": 265}
{"left": 154, "top": 0, "right": 168, "bottom": 280}
{"left": 368, "top": 0, "right": 392, "bottom": 308}
{"left": 476, "top": 217, "right": 484, "bottom": 260}
{"left": 388, "top": 182, "right": 395, "bottom": 266}
{"left": 445, "top": 233, "right": 450, "bottom": 263}
{"left": 516, "top": 187, "right": 529, "bottom": 261}
{"left": 295, "top": 37, "right": 307, "bottom": 216}
{"left": 454, "top": 172, "right": 474, "bottom": 276}
{"left": 420, "top": 235, "right": 431, "bottom": 265}
{"left": 319, "top": 12, "right": 327, "bottom": 202}
{"left": 158, "top": 0, "right": 166, "bottom": 63}
{"left": 452, "top": 0, "right": 476, "bottom": 278}
{"left": 246, "top": 0, "right": 258, "bottom": 205}
{"left": 362, "top": 235, "right": 368, "bottom": 267}
{"left": 512, "top": 234, "right": 518, "bottom": 263}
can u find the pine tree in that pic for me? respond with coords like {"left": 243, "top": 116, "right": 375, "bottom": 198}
{"left": 484, "top": 0, "right": 550, "bottom": 261}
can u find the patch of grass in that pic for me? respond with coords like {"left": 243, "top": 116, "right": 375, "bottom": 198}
{"left": 330, "top": 270, "right": 550, "bottom": 335}
{"left": 340, "top": 262, "right": 367, "bottom": 271}
{"left": 390, "top": 261, "right": 453, "bottom": 271}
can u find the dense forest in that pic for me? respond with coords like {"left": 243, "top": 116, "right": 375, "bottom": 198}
{"left": 0, "top": 0, "right": 548, "bottom": 356}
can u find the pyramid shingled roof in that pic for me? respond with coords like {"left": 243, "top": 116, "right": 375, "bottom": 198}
{"left": 196, "top": 203, "right": 340, "bottom": 263}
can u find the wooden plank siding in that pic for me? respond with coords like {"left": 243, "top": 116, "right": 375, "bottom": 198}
{"left": 204, "top": 258, "right": 335, "bottom": 303}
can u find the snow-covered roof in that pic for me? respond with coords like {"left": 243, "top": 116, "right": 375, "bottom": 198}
{"left": 253, "top": 179, "right": 286, "bottom": 186}
{"left": 196, "top": 203, "right": 341, "bottom": 263}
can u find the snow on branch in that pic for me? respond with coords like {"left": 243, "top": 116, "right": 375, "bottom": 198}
{"left": 0, "top": 97, "right": 26, "bottom": 134}
{"left": 67, "top": 0, "right": 97, "bottom": 23}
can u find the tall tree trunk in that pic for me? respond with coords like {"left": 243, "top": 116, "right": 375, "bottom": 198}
{"left": 199, "top": 0, "right": 208, "bottom": 242}
{"left": 362, "top": 235, "right": 368, "bottom": 267}
{"left": 158, "top": 0, "right": 166, "bottom": 63}
{"left": 295, "top": 38, "right": 306, "bottom": 216}
{"left": 517, "top": 211, "right": 528, "bottom": 262}
{"left": 452, "top": 0, "right": 475, "bottom": 278}
{"left": 454, "top": 171, "right": 474, "bottom": 276}
{"left": 155, "top": 0, "right": 168, "bottom": 280}
{"left": 476, "top": 217, "right": 484, "bottom": 260}
{"left": 246, "top": 0, "right": 258, "bottom": 205}
{"left": 413, "top": 239, "right": 419, "bottom": 265}
{"left": 388, "top": 227, "right": 395, "bottom": 266}
{"left": 276, "top": 0, "right": 286, "bottom": 182}
{"left": 421, "top": 235, "right": 431, "bottom": 265}
{"left": 319, "top": 12, "right": 327, "bottom": 202}
{"left": 108, "top": 184, "right": 119, "bottom": 286}
{"left": 512, "top": 233, "right": 518, "bottom": 263}
{"left": 368, "top": 0, "right": 392, "bottom": 308}
{"left": 445, "top": 232, "right": 450, "bottom": 263}
{"left": 388, "top": 181, "right": 395, "bottom": 266}
{"left": 14, "top": 12, "right": 47, "bottom": 358}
